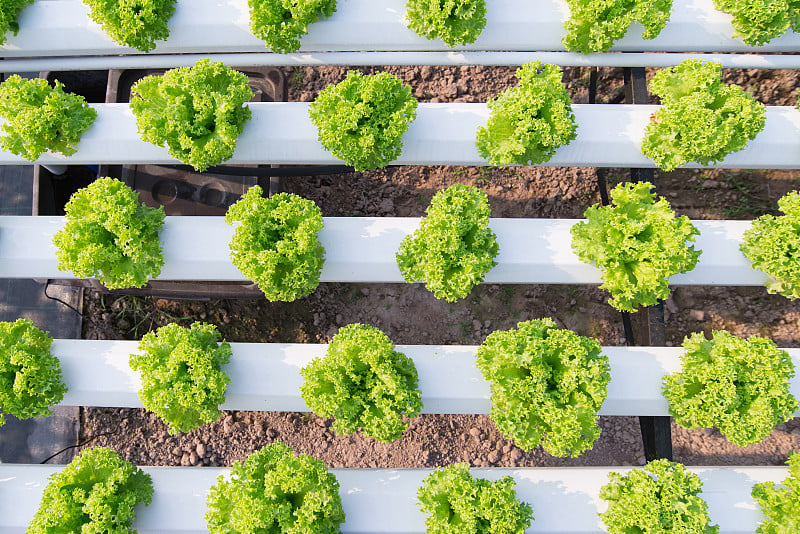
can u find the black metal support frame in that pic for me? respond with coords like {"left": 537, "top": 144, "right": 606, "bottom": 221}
{"left": 590, "top": 66, "right": 673, "bottom": 462}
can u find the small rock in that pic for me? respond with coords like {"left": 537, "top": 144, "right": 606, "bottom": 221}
{"left": 487, "top": 451, "right": 501, "bottom": 464}
{"left": 509, "top": 449, "right": 523, "bottom": 461}
{"left": 180, "top": 453, "right": 192, "bottom": 466}
{"left": 420, "top": 65, "right": 433, "bottom": 80}
{"left": 665, "top": 297, "right": 679, "bottom": 314}
{"left": 189, "top": 452, "right": 199, "bottom": 465}
{"left": 472, "top": 319, "right": 482, "bottom": 332}
{"left": 469, "top": 427, "right": 481, "bottom": 438}
{"left": 378, "top": 198, "right": 394, "bottom": 214}
{"left": 171, "top": 446, "right": 181, "bottom": 456}
{"left": 701, "top": 180, "right": 720, "bottom": 189}
{"left": 689, "top": 309, "right": 706, "bottom": 321}
{"left": 361, "top": 288, "right": 370, "bottom": 296}
{"left": 196, "top": 444, "right": 206, "bottom": 458}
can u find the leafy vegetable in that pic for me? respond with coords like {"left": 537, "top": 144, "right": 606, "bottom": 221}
{"left": 475, "top": 318, "right": 609, "bottom": 457}
{"left": 0, "top": 0, "right": 33, "bottom": 45}
{"left": 308, "top": 70, "right": 418, "bottom": 172}
{"left": 663, "top": 330, "right": 797, "bottom": 447}
{"left": 83, "top": 0, "right": 176, "bottom": 52}
{"left": 570, "top": 181, "right": 701, "bottom": 312}
{"left": 642, "top": 59, "right": 766, "bottom": 171}
{"left": 0, "top": 75, "right": 97, "bottom": 161}
{"left": 714, "top": 0, "right": 800, "bottom": 46}
{"left": 52, "top": 177, "right": 165, "bottom": 290}
{"left": 599, "top": 459, "right": 719, "bottom": 534}
{"left": 27, "top": 446, "right": 153, "bottom": 534}
{"left": 206, "top": 441, "right": 345, "bottom": 534}
{"left": 562, "top": 0, "right": 672, "bottom": 54}
{"left": 752, "top": 452, "right": 800, "bottom": 534}
{"left": 225, "top": 185, "right": 325, "bottom": 302}
{"left": 0, "top": 319, "right": 65, "bottom": 427}
{"left": 476, "top": 61, "right": 577, "bottom": 166}
{"left": 130, "top": 322, "right": 232, "bottom": 435}
{"left": 300, "top": 323, "right": 422, "bottom": 442}
{"left": 248, "top": 0, "right": 336, "bottom": 53}
{"left": 405, "top": 0, "right": 486, "bottom": 47}
{"left": 130, "top": 59, "right": 253, "bottom": 172}
{"left": 397, "top": 184, "right": 498, "bottom": 302}
{"left": 417, "top": 463, "right": 533, "bottom": 534}
{"left": 740, "top": 190, "right": 800, "bottom": 299}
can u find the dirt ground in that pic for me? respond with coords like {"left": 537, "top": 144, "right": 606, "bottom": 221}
{"left": 77, "top": 65, "right": 800, "bottom": 469}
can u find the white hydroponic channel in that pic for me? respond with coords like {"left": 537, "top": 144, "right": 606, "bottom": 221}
{"left": 0, "top": 464, "right": 789, "bottom": 534}
{"left": 54, "top": 340, "right": 800, "bottom": 417}
{"left": 0, "top": 104, "right": 798, "bottom": 168}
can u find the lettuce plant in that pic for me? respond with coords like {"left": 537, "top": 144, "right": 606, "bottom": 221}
{"left": 206, "top": 441, "right": 345, "bottom": 534}
{"left": 130, "top": 59, "right": 253, "bottom": 172}
{"left": 752, "top": 452, "right": 800, "bottom": 534}
{"left": 476, "top": 61, "right": 577, "bottom": 166}
{"left": 0, "top": 0, "right": 32, "bottom": 45}
{"left": 714, "top": 0, "right": 800, "bottom": 46}
{"left": 405, "top": 0, "right": 486, "bottom": 47}
{"left": 642, "top": 59, "right": 766, "bottom": 171}
{"left": 52, "top": 177, "right": 165, "bottom": 290}
{"left": 475, "top": 318, "right": 609, "bottom": 457}
{"left": 83, "top": 0, "right": 176, "bottom": 52}
{"left": 418, "top": 463, "right": 533, "bottom": 534}
{"left": 0, "top": 319, "right": 66, "bottom": 427}
{"left": 225, "top": 185, "right": 325, "bottom": 302}
{"left": 663, "top": 330, "right": 797, "bottom": 447}
{"left": 397, "top": 184, "right": 498, "bottom": 302}
{"left": 308, "top": 70, "right": 418, "bottom": 172}
{"left": 27, "top": 446, "right": 153, "bottom": 534}
{"left": 130, "top": 322, "right": 232, "bottom": 435}
{"left": 599, "top": 459, "right": 719, "bottom": 534}
{"left": 300, "top": 323, "right": 422, "bottom": 442}
{"left": 248, "top": 0, "right": 336, "bottom": 53}
{"left": 740, "top": 190, "right": 800, "bottom": 299}
{"left": 570, "top": 181, "right": 701, "bottom": 312}
{"left": 0, "top": 75, "right": 97, "bottom": 161}
{"left": 562, "top": 0, "right": 672, "bottom": 53}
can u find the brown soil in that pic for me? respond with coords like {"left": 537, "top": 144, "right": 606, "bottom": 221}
{"left": 78, "top": 65, "right": 800, "bottom": 468}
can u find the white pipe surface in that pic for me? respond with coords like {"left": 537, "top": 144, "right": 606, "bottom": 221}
{"left": 0, "top": 464, "right": 789, "bottom": 534}
{"left": 53, "top": 340, "right": 800, "bottom": 417}
{"left": 0, "top": 217, "right": 770, "bottom": 286}
{"left": 5, "top": 52, "right": 800, "bottom": 71}
{"left": 3, "top": 0, "right": 799, "bottom": 58}
{"left": 0, "top": 104, "right": 798, "bottom": 169}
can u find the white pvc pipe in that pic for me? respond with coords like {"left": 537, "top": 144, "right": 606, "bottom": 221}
{"left": 5, "top": 52, "right": 800, "bottom": 72}
{"left": 0, "top": 104, "right": 798, "bottom": 169}
{"left": 0, "top": 464, "right": 789, "bottom": 534}
{"left": 53, "top": 340, "right": 800, "bottom": 417}
{"left": 0, "top": 217, "right": 769, "bottom": 286}
{"left": 3, "top": 0, "right": 799, "bottom": 58}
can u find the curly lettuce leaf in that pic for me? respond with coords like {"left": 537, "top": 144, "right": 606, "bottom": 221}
{"left": 397, "top": 184, "right": 498, "bottom": 302}
{"left": 0, "top": 75, "right": 97, "bottom": 161}
{"left": 225, "top": 185, "right": 325, "bottom": 302}
{"left": 130, "top": 322, "right": 231, "bottom": 435}
{"left": 476, "top": 62, "right": 577, "bottom": 166}
{"left": 248, "top": 0, "right": 336, "bottom": 53}
{"left": 206, "top": 441, "right": 345, "bottom": 534}
{"left": 600, "top": 459, "right": 719, "bottom": 534}
{"left": 642, "top": 59, "right": 766, "bottom": 171}
{"left": 308, "top": 70, "right": 418, "bottom": 172}
{"left": 300, "top": 323, "right": 422, "bottom": 443}
{"left": 130, "top": 59, "right": 253, "bottom": 172}
{"left": 752, "top": 452, "right": 800, "bottom": 534}
{"left": 741, "top": 190, "right": 800, "bottom": 299}
{"left": 562, "top": 0, "right": 672, "bottom": 54}
{"left": 570, "top": 181, "right": 701, "bottom": 312}
{"left": 83, "top": 0, "right": 176, "bottom": 52}
{"left": 52, "top": 177, "right": 165, "bottom": 290}
{"left": 475, "top": 318, "right": 609, "bottom": 457}
{"left": 0, "top": 0, "right": 32, "bottom": 44}
{"left": 405, "top": 0, "right": 486, "bottom": 47}
{"left": 418, "top": 463, "right": 533, "bottom": 534}
{"left": 714, "top": 0, "right": 800, "bottom": 46}
{"left": 27, "top": 447, "right": 153, "bottom": 534}
{"left": 0, "top": 319, "right": 65, "bottom": 427}
{"left": 663, "top": 330, "right": 797, "bottom": 447}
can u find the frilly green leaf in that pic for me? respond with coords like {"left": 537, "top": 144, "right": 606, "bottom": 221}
{"left": 83, "top": 0, "right": 176, "bottom": 52}
{"left": 405, "top": 0, "right": 486, "bottom": 47}
{"left": 248, "top": 0, "right": 337, "bottom": 53}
